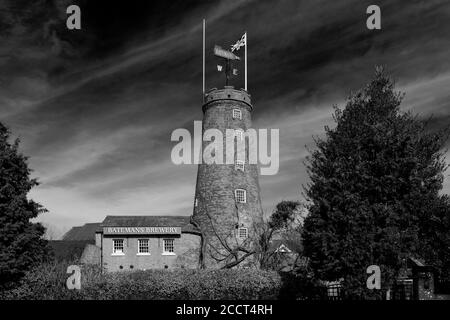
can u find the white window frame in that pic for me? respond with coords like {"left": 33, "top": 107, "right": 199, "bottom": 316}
{"left": 235, "top": 160, "right": 245, "bottom": 172}
{"left": 235, "top": 189, "right": 247, "bottom": 203}
{"left": 112, "top": 239, "right": 125, "bottom": 256}
{"left": 326, "top": 282, "right": 343, "bottom": 299}
{"left": 162, "top": 238, "right": 175, "bottom": 255}
{"left": 238, "top": 227, "right": 248, "bottom": 239}
{"left": 137, "top": 239, "right": 150, "bottom": 255}
{"left": 232, "top": 109, "right": 242, "bottom": 120}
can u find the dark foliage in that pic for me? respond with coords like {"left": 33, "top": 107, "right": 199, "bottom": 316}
{"left": 302, "top": 67, "right": 450, "bottom": 298}
{"left": 0, "top": 261, "right": 283, "bottom": 300}
{"left": 269, "top": 201, "right": 301, "bottom": 229}
{"left": 48, "top": 240, "right": 94, "bottom": 262}
{"left": 258, "top": 200, "right": 302, "bottom": 270}
{"left": 0, "top": 122, "right": 50, "bottom": 290}
{"left": 278, "top": 269, "right": 325, "bottom": 300}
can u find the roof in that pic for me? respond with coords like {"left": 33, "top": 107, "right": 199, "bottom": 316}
{"left": 100, "top": 215, "right": 200, "bottom": 234}
{"left": 269, "top": 239, "right": 299, "bottom": 253}
{"left": 274, "top": 244, "right": 292, "bottom": 253}
{"left": 62, "top": 223, "right": 101, "bottom": 241}
{"left": 409, "top": 257, "right": 425, "bottom": 267}
{"left": 407, "top": 257, "right": 436, "bottom": 272}
{"left": 49, "top": 240, "right": 93, "bottom": 261}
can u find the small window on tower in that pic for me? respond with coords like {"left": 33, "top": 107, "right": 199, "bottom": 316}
{"left": 238, "top": 227, "right": 248, "bottom": 239}
{"left": 235, "top": 189, "right": 246, "bottom": 203}
{"left": 235, "top": 160, "right": 245, "bottom": 172}
{"left": 194, "top": 198, "right": 198, "bottom": 207}
{"left": 232, "top": 109, "right": 242, "bottom": 120}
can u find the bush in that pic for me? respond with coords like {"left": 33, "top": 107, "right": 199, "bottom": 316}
{"left": 278, "top": 270, "right": 326, "bottom": 300}
{"left": 0, "top": 261, "right": 102, "bottom": 300}
{"left": 0, "top": 261, "right": 282, "bottom": 300}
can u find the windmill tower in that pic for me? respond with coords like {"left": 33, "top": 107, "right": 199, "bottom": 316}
{"left": 191, "top": 31, "right": 263, "bottom": 268}
{"left": 192, "top": 86, "right": 264, "bottom": 268}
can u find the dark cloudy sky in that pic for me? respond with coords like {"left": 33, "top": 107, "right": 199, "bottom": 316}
{"left": 1, "top": 0, "right": 450, "bottom": 237}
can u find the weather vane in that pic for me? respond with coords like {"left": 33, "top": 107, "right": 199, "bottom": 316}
{"left": 202, "top": 19, "right": 248, "bottom": 98}
{"left": 213, "top": 33, "right": 247, "bottom": 87}
{"left": 213, "top": 45, "right": 240, "bottom": 86}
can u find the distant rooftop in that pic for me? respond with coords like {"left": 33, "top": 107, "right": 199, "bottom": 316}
{"left": 62, "top": 216, "right": 200, "bottom": 241}
{"left": 62, "top": 223, "right": 101, "bottom": 241}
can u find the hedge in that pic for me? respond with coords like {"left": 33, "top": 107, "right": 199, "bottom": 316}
{"left": 0, "top": 261, "right": 282, "bottom": 300}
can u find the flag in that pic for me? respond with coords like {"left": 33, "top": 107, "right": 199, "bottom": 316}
{"left": 231, "top": 33, "right": 246, "bottom": 52}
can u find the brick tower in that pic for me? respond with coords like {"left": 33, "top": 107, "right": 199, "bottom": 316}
{"left": 192, "top": 86, "right": 264, "bottom": 268}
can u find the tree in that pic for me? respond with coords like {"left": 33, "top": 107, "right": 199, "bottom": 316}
{"left": 302, "top": 67, "right": 450, "bottom": 299}
{"left": 191, "top": 200, "right": 258, "bottom": 269}
{"left": 257, "top": 200, "right": 302, "bottom": 270}
{"left": 0, "top": 122, "right": 50, "bottom": 289}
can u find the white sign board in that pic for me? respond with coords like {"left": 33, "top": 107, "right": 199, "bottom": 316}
{"left": 104, "top": 226, "right": 181, "bottom": 235}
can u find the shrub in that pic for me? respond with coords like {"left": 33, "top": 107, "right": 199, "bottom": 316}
{"left": 278, "top": 270, "right": 326, "bottom": 300}
{"left": 0, "top": 261, "right": 78, "bottom": 299}
{"left": 82, "top": 269, "right": 282, "bottom": 300}
{"left": 0, "top": 261, "right": 282, "bottom": 300}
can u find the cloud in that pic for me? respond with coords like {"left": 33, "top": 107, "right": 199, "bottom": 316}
{"left": 1, "top": 0, "right": 450, "bottom": 230}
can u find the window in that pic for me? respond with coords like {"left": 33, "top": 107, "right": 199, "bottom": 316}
{"left": 235, "top": 189, "right": 246, "bottom": 203}
{"left": 163, "top": 238, "right": 175, "bottom": 254}
{"left": 327, "top": 284, "right": 342, "bottom": 300}
{"left": 113, "top": 239, "right": 124, "bottom": 255}
{"left": 235, "top": 129, "right": 244, "bottom": 141}
{"left": 194, "top": 198, "right": 198, "bottom": 207}
{"left": 232, "top": 109, "right": 242, "bottom": 120}
{"left": 235, "top": 160, "right": 245, "bottom": 172}
{"left": 138, "top": 239, "right": 150, "bottom": 255}
{"left": 238, "top": 227, "right": 248, "bottom": 239}
{"left": 393, "top": 279, "right": 414, "bottom": 300}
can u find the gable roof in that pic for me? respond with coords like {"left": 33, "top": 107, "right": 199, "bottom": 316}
{"left": 62, "top": 223, "right": 101, "bottom": 241}
{"left": 269, "top": 239, "right": 299, "bottom": 253}
{"left": 275, "top": 243, "right": 292, "bottom": 253}
{"left": 100, "top": 215, "right": 200, "bottom": 234}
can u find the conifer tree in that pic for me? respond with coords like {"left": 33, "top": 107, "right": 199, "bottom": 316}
{"left": 302, "top": 67, "right": 450, "bottom": 298}
{"left": 0, "top": 122, "right": 49, "bottom": 289}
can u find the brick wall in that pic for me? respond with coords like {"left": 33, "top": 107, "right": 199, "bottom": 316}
{"left": 101, "top": 232, "right": 200, "bottom": 272}
{"left": 193, "top": 87, "right": 264, "bottom": 268}
{"left": 80, "top": 244, "right": 101, "bottom": 265}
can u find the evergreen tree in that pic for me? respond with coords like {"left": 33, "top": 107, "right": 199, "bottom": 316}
{"left": 302, "top": 67, "right": 450, "bottom": 298}
{"left": 0, "top": 122, "right": 50, "bottom": 289}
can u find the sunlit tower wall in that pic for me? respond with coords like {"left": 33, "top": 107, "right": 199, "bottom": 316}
{"left": 192, "top": 86, "right": 264, "bottom": 269}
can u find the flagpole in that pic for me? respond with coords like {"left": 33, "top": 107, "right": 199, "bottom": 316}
{"left": 244, "top": 31, "right": 247, "bottom": 91}
{"left": 203, "top": 19, "right": 206, "bottom": 101}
